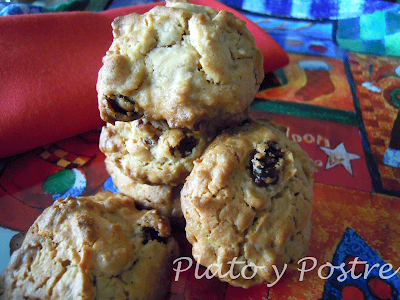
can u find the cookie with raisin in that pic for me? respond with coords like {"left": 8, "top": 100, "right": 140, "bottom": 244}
{"left": 180, "top": 119, "right": 315, "bottom": 288}
{"left": 99, "top": 118, "right": 215, "bottom": 186}
{"left": 97, "top": 0, "right": 264, "bottom": 129}
{"left": 0, "top": 192, "right": 179, "bottom": 300}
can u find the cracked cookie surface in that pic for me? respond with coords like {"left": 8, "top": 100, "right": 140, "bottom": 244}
{"left": 180, "top": 119, "right": 315, "bottom": 288}
{"left": 0, "top": 192, "right": 179, "bottom": 300}
{"left": 97, "top": 0, "right": 264, "bottom": 129}
{"left": 99, "top": 118, "right": 215, "bottom": 186}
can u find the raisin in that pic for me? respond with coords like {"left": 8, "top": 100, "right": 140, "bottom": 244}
{"left": 10, "top": 231, "right": 26, "bottom": 255}
{"left": 141, "top": 227, "right": 168, "bottom": 245}
{"left": 106, "top": 94, "right": 139, "bottom": 117}
{"left": 106, "top": 95, "right": 128, "bottom": 115}
{"left": 239, "top": 118, "right": 253, "bottom": 126}
{"left": 171, "top": 135, "right": 198, "bottom": 158}
{"left": 249, "top": 141, "right": 284, "bottom": 187}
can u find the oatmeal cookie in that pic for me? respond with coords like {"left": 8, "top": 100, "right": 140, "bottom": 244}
{"left": 0, "top": 192, "right": 179, "bottom": 300}
{"left": 97, "top": 0, "right": 264, "bottom": 129}
{"left": 105, "top": 156, "right": 183, "bottom": 220}
{"left": 99, "top": 118, "right": 215, "bottom": 186}
{"left": 181, "top": 119, "right": 315, "bottom": 288}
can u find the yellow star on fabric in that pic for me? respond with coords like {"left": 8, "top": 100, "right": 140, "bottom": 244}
{"left": 320, "top": 142, "right": 361, "bottom": 176}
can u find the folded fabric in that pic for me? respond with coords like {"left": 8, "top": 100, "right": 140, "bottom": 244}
{"left": 0, "top": 0, "right": 288, "bottom": 158}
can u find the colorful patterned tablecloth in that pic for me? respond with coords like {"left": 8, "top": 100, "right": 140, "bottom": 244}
{"left": 1, "top": 0, "right": 400, "bottom": 299}
{"left": 0, "top": 0, "right": 109, "bottom": 15}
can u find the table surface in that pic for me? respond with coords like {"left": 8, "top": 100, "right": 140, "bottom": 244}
{"left": 1, "top": 0, "right": 400, "bottom": 299}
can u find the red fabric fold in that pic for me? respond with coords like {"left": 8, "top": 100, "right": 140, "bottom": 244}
{"left": 0, "top": 0, "right": 288, "bottom": 158}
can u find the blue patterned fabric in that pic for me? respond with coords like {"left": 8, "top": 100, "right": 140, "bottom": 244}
{"left": 107, "top": 0, "right": 155, "bottom": 9}
{"left": 0, "top": 3, "right": 42, "bottom": 16}
{"left": 219, "top": 0, "right": 398, "bottom": 20}
{"left": 336, "top": 7, "right": 400, "bottom": 56}
{"left": 0, "top": 0, "right": 106, "bottom": 16}
{"left": 323, "top": 228, "right": 400, "bottom": 299}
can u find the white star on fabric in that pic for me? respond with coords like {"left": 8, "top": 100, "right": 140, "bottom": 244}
{"left": 320, "top": 142, "right": 361, "bottom": 175}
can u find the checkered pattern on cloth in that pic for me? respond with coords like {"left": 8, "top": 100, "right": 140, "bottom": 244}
{"left": 36, "top": 145, "right": 91, "bottom": 169}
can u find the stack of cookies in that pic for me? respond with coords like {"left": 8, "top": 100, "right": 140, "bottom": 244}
{"left": 0, "top": 1, "right": 315, "bottom": 298}
{"left": 1, "top": 1, "right": 315, "bottom": 298}
{"left": 96, "top": 0, "right": 316, "bottom": 289}
{"left": 97, "top": 0, "right": 264, "bottom": 221}
{"left": 97, "top": 0, "right": 315, "bottom": 289}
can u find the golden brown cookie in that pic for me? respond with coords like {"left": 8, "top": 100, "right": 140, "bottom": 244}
{"left": 99, "top": 118, "right": 215, "bottom": 186}
{"left": 0, "top": 192, "right": 179, "bottom": 300}
{"left": 105, "top": 156, "right": 183, "bottom": 221}
{"left": 181, "top": 119, "right": 315, "bottom": 288}
{"left": 97, "top": 0, "right": 264, "bottom": 129}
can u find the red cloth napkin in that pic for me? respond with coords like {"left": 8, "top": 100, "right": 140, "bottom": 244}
{"left": 0, "top": 0, "right": 289, "bottom": 158}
